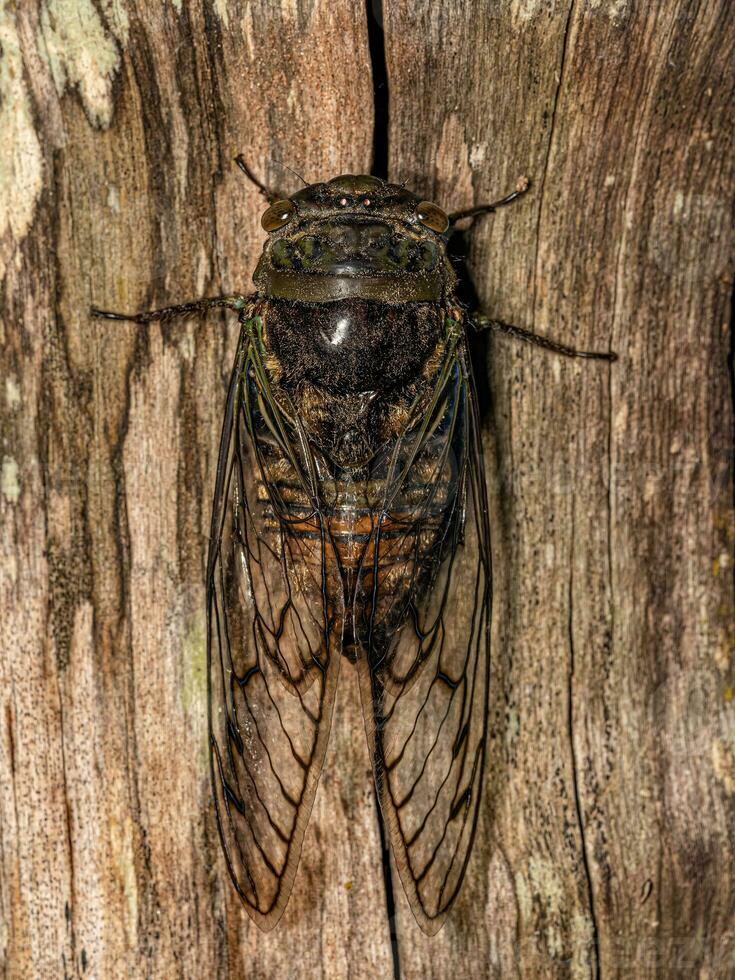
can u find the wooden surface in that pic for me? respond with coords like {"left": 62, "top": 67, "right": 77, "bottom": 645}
{"left": 1, "top": 1, "right": 733, "bottom": 977}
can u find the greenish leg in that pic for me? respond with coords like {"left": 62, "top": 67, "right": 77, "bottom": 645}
{"left": 473, "top": 315, "right": 617, "bottom": 362}
{"left": 90, "top": 294, "right": 253, "bottom": 325}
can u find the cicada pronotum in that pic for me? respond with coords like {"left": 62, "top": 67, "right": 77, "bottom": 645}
{"left": 94, "top": 162, "right": 614, "bottom": 934}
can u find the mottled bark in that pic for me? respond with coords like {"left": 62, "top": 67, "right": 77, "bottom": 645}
{"left": 1, "top": 1, "right": 733, "bottom": 978}
{"left": 384, "top": 2, "right": 735, "bottom": 977}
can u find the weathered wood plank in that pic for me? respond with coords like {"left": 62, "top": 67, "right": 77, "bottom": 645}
{"left": 2, "top": 0, "right": 734, "bottom": 976}
{"left": 384, "top": 0, "right": 735, "bottom": 977}
{"left": 1, "top": 1, "right": 384, "bottom": 977}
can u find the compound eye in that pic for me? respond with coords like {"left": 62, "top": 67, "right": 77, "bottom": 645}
{"left": 416, "top": 201, "right": 449, "bottom": 234}
{"left": 261, "top": 199, "right": 296, "bottom": 232}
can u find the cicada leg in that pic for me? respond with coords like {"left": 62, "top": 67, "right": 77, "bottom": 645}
{"left": 90, "top": 294, "right": 253, "bottom": 325}
{"left": 234, "top": 155, "right": 286, "bottom": 203}
{"left": 473, "top": 315, "right": 617, "bottom": 362}
{"left": 234, "top": 155, "right": 309, "bottom": 202}
{"left": 448, "top": 177, "right": 531, "bottom": 224}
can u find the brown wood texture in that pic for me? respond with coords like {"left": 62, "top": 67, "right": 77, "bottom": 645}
{"left": 1, "top": 1, "right": 733, "bottom": 978}
{"left": 384, "top": 1, "right": 735, "bottom": 976}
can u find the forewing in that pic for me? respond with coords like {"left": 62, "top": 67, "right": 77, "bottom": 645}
{"left": 207, "top": 324, "right": 342, "bottom": 931}
{"left": 354, "top": 340, "right": 491, "bottom": 934}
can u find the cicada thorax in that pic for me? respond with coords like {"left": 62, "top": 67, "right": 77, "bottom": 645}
{"left": 244, "top": 299, "right": 464, "bottom": 666}
{"left": 259, "top": 297, "right": 446, "bottom": 461}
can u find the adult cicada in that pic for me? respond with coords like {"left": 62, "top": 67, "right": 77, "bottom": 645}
{"left": 93, "top": 163, "right": 614, "bottom": 934}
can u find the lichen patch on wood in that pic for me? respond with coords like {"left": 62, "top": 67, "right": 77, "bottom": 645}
{"left": 0, "top": 9, "right": 43, "bottom": 279}
{"left": 37, "top": 0, "right": 122, "bottom": 128}
{"left": 1, "top": 456, "right": 20, "bottom": 503}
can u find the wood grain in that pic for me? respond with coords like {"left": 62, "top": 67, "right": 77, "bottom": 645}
{"left": 1, "top": 0, "right": 733, "bottom": 977}
{"left": 384, "top": 0, "right": 735, "bottom": 977}
{"left": 1, "top": 1, "right": 387, "bottom": 977}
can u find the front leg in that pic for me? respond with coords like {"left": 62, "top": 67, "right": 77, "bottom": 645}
{"left": 448, "top": 177, "right": 531, "bottom": 225}
{"left": 473, "top": 315, "right": 617, "bottom": 362}
{"left": 90, "top": 294, "right": 255, "bottom": 325}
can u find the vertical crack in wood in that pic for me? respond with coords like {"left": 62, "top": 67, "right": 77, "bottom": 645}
{"left": 366, "top": 0, "right": 389, "bottom": 179}
{"left": 729, "top": 280, "right": 735, "bottom": 524}
{"left": 58, "top": 710, "right": 78, "bottom": 975}
{"left": 5, "top": 702, "right": 15, "bottom": 778}
{"left": 568, "top": 503, "right": 600, "bottom": 979}
{"left": 375, "top": 794, "right": 401, "bottom": 980}
{"left": 526, "top": 4, "right": 604, "bottom": 962}
{"left": 5, "top": 695, "right": 22, "bottom": 870}
{"left": 365, "top": 3, "right": 401, "bottom": 976}
{"left": 605, "top": 285, "right": 617, "bottom": 968}
{"left": 531, "top": 0, "right": 576, "bottom": 331}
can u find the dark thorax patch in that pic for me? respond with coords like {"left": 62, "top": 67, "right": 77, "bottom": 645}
{"left": 260, "top": 299, "right": 448, "bottom": 468}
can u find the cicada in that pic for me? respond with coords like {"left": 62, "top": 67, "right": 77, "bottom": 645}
{"left": 93, "top": 162, "right": 614, "bottom": 934}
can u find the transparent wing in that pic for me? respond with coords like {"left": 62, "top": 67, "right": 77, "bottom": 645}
{"left": 354, "top": 340, "right": 491, "bottom": 934}
{"left": 207, "top": 324, "right": 342, "bottom": 931}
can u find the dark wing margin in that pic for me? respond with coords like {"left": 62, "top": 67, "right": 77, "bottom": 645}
{"left": 207, "top": 319, "right": 342, "bottom": 931}
{"left": 354, "top": 337, "right": 492, "bottom": 935}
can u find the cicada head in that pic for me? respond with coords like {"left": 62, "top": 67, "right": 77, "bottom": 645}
{"left": 253, "top": 175, "right": 456, "bottom": 303}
